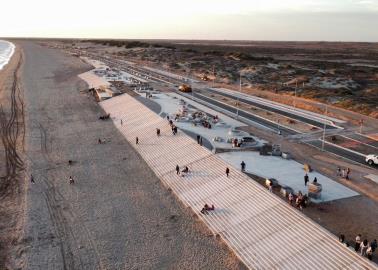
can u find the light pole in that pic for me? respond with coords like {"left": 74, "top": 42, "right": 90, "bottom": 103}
{"left": 236, "top": 72, "right": 242, "bottom": 119}
{"left": 187, "top": 62, "right": 194, "bottom": 101}
{"left": 321, "top": 105, "right": 327, "bottom": 151}
{"left": 293, "top": 79, "right": 298, "bottom": 108}
{"left": 359, "top": 119, "right": 364, "bottom": 134}
{"left": 212, "top": 65, "right": 215, "bottom": 88}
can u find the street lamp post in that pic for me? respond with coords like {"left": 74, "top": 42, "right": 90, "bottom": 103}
{"left": 359, "top": 119, "right": 364, "bottom": 134}
{"left": 321, "top": 104, "right": 328, "bottom": 151}
{"left": 187, "top": 62, "right": 194, "bottom": 101}
{"left": 293, "top": 79, "right": 298, "bottom": 108}
{"left": 212, "top": 65, "right": 215, "bottom": 88}
{"left": 236, "top": 72, "right": 242, "bottom": 119}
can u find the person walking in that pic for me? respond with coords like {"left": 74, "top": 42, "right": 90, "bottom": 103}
{"left": 240, "top": 161, "right": 246, "bottom": 172}
{"left": 156, "top": 128, "right": 160, "bottom": 136}
{"left": 226, "top": 167, "right": 230, "bottom": 177}
{"left": 121, "top": 119, "right": 123, "bottom": 125}
{"left": 136, "top": 137, "right": 139, "bottom": 144}
{"left": 69, "top": 176, "right": 74, "bottom": 185}
{"left": 176, "top": 165, "right": 180, "bottom": 175}
{"left": 269, "top": 182, "right": 273, "bottom": 193}
{"left": 355, "top": 234, "right": 362, "bottom": 252}
{"left": 196, "top": 135, "right": 200, "bottom": 144}
{"left": 30, "top": 174, "right": 35, "bottom": 184}
{"left": 346, "top": 168, "right": 351, "bottom": 180}
{"left": 342, "top": 168, "right": 346, "bottom": 178}
{"left": 304, "top": 173, "right": 309, "bottom": 186}
{"left": 199, "top": 137, "right": 203, "bottom": 146}
{"left": 337, "top": 166, "right": 341, "bottom": 176}
{"left": 172, "top": 126, "right": 177, "bottom": 135}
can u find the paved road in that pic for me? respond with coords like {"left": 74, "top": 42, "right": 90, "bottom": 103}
{"left": 203, "top": 88, "right": 337, "bottom": 130}
{"left": 345, "top": 133, "right": 378, "bottom": 149}
{"left": 189, "top": 92, "right": 298, "bottom": 136}
{"left": 306, "top": 139, "right": 378, "bottom": 170}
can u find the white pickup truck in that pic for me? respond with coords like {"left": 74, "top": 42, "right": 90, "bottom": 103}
{"left": 366, "top": 154, "right": 378, "bottom": 165}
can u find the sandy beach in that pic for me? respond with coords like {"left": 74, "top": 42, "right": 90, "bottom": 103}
{"left": 2, "top": 41, "right": 244, "bottom": 269}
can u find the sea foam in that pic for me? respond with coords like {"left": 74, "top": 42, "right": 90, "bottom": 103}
{"left": 0, "top": 40, "right": 15, "bottom": 70}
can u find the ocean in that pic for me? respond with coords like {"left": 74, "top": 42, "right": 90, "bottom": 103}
{"left": 0, "top": 40, "right": 15, "bottom": 70}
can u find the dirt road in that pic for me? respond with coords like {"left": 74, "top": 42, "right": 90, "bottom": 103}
{"left": 19, "top": 42, "right": 244, "bottom": 269}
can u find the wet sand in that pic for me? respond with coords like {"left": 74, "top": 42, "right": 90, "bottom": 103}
{"left": 18, "top": 41, "right": 245, "bottom": 269}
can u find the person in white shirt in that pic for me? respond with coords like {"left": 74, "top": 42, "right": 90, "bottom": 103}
{"left": 360, "top": 239, "right": 368, "bottom": 256}
{"left": 366, "top": 245, "right": 373, "bottom": 260}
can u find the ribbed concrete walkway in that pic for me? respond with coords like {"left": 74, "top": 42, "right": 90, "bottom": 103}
{"left": 100, "top": 94, "right": 377, "bottom": 270}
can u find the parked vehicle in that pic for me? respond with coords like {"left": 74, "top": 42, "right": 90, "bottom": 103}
{"left": 178, "top": 84, "right": 192, "bottom": 93}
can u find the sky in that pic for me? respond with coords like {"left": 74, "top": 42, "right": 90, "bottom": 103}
{"left": 1, "top": 0, "right": 378, "bottom": 41}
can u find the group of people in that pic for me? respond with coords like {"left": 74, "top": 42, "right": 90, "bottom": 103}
{"left": 337, "top": 166, "right": 351, "bottom": 180}
{"left": 354, "top": 235, "right": 377, "bottom": 260}
{"left": 30, "top": 165, "right": 76, "bottom": 185}
{"left": 176, "top": 165, "right": 189, "bottom": 176}
{"left": 288, "top": 191, "right": 308, "bottom": 210}
{"left": 175, "top": 165, "right": 230, "bottom": 178}
{"left": 304, "top": 174, "right": 318, "bottom": 186}
{"left": 201, "top": 121, "right": 212, "bottom": 129}
{"left": 166, "top": 117, "right": 178, "bottom": 135}
{"left": 339, "top": 234, "right": 377, "bottom": 260}
{"left": 232, "top": 138, "right": 242, "bottom": 148}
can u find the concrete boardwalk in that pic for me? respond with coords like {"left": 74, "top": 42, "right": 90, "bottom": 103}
{"left": 101, "top": 94, "right": 377, "bottom": 270}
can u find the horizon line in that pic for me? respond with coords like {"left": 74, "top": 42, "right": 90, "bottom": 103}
{"left": 2, "top": 37, "right": 378, "bottom": 44}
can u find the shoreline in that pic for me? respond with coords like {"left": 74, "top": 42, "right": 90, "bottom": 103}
{"left": 0, "top": 40, "right": 16, "bottom": 70}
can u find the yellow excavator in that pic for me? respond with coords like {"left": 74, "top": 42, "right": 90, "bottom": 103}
{"left": 178, "top": 84, "right": 192, "bottom": 93}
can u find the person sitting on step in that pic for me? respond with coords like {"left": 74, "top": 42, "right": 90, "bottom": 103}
{"left": 201, "top": 204, "right": 215, "bottom": 214}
